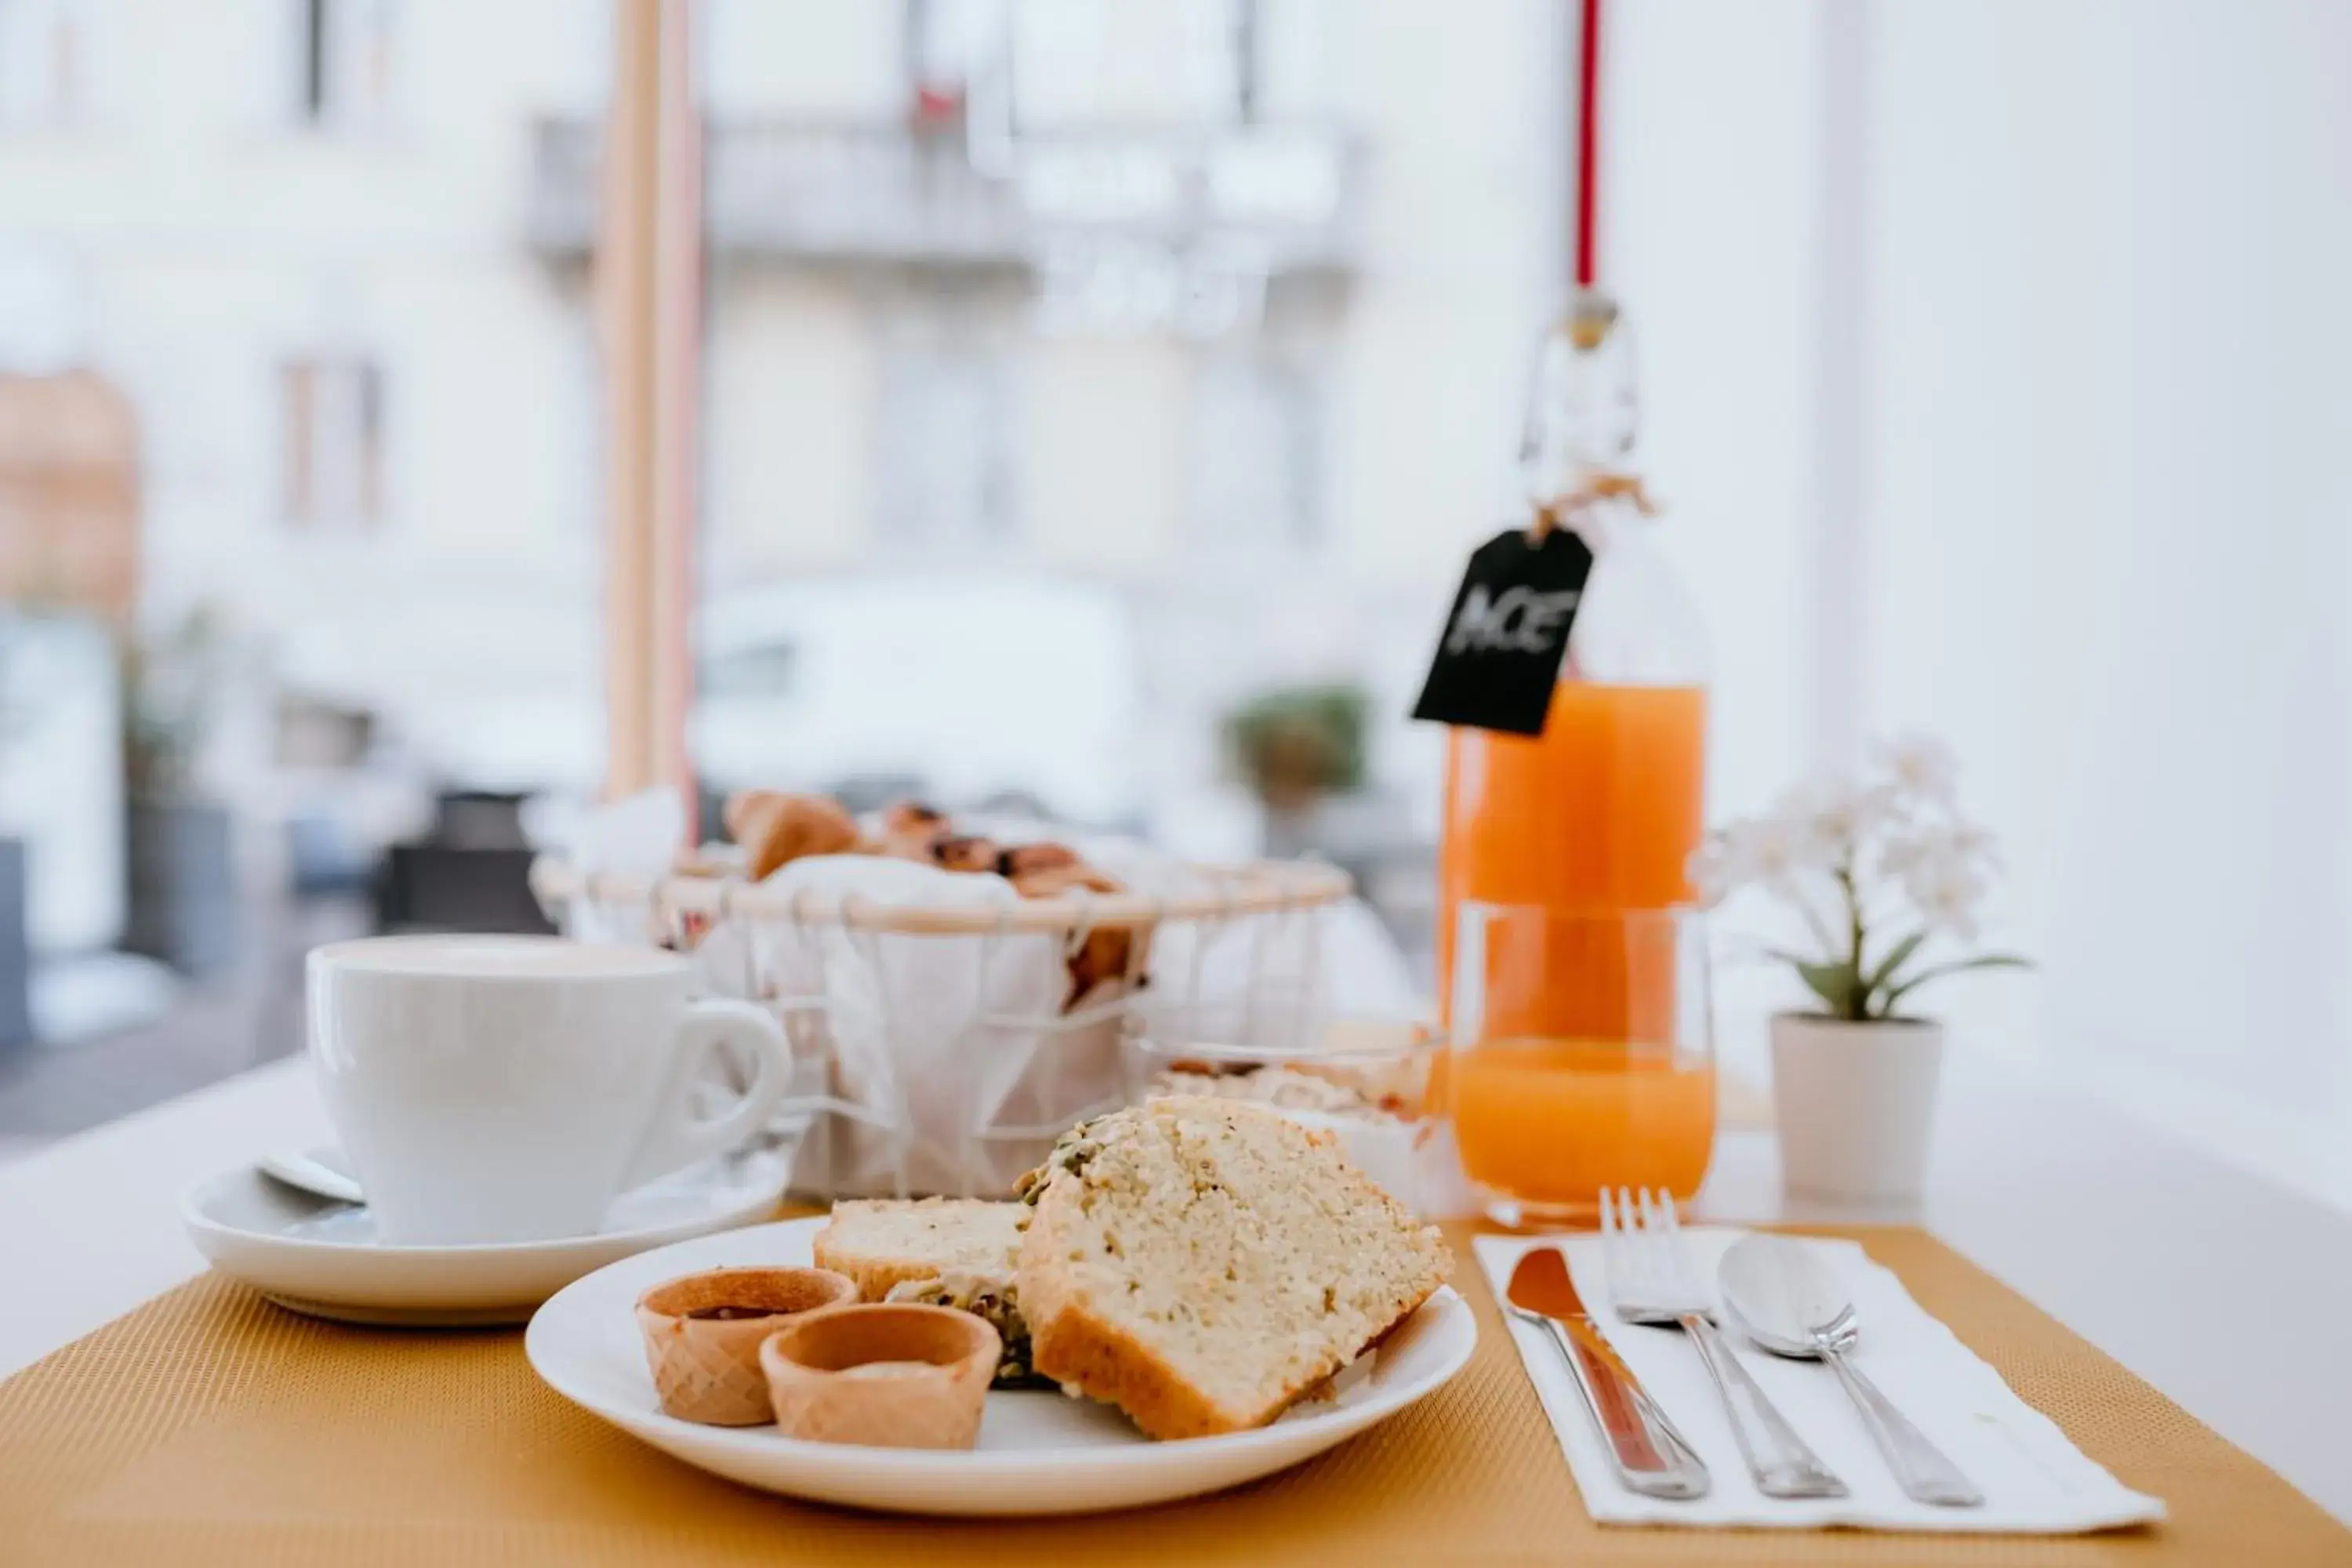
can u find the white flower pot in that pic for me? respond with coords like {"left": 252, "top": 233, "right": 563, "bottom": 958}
{"left": 1769, "top": 1013, "right": 1946, "bottom": 1205}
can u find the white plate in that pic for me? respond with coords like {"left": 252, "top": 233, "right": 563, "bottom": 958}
{"left": 181, "top": 1145, "right": 795, "bottom": 1326}
{"left": 525, "top": 1216, "right": 1478, "bottom": 1517}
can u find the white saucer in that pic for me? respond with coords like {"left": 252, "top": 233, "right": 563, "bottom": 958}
{"left": 181, "top": 1144, "right": 796, "bottom": 1326}
{"left": 525, "top": 1216, "right": 1478, "bottom": 1516}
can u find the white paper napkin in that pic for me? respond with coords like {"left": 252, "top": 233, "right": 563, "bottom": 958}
{"left": 1475, "top": 1230, "right": 2165, "bottom": 1534}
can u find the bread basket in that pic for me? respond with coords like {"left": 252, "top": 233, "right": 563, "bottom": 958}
{"left": 530, "top": 849, "right": 1351, "bottom": 1200}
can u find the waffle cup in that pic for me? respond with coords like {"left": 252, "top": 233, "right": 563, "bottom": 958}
{"left": 635, "top": 1267, "right": 858, "bottom": 1426}
{"left": 760, "top": 1303, "right": 1000, "bottom": 1450}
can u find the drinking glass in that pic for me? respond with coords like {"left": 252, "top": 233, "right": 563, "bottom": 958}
{"left": 1447, "top": 902, "right": 1715, "bottom": 1228}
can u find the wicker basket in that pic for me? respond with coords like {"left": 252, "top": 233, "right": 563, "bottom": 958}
{"left": 529, "top": 852, "right": 1352, "bottom": 1200}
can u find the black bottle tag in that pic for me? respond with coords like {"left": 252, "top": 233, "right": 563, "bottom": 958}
{"left": 1410, "top": 527, "right": 1595, "bottom": 735}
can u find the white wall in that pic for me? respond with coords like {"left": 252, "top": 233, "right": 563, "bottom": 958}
{"left": 1608, "top": 1, "right": 2352, "bottom": 1205}
{"left": 1861, "top": 0, "right": 2352, "bottom": 1197}
{"left": 1583, "top": 0, "right": 1822, "bottom": 1066}
{"left": 1606, "top": 0, "right": 1817, "bottom": 829}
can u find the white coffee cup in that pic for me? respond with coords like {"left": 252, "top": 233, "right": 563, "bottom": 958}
{"left": 307, "top": 934, "right": 794, "bottom": 1246}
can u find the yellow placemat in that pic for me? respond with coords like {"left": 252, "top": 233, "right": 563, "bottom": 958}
{"left": 0, "top": 1224, "right": 2344, "bottom": 1567}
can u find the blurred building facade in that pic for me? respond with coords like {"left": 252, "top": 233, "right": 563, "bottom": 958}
{"left": 0, "top": 0, "right": 612, "bottom": 794}
{"left": 0, "top": 0, "right": 1565, "bottom": 838}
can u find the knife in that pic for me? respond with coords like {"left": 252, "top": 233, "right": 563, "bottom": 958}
{"left": 1506, "top": 1246, "right": 1711, "bottom": 1499}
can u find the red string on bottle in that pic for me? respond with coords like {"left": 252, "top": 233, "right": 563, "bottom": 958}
{"left": 1573, "top": 0, "right": 1603, "bottom": 289}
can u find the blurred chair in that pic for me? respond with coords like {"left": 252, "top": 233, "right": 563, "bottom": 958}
{"left": 370, "top": 789, "right": 554, "bottom": 935}
{"left": 0, "top": 838, "right": 31, "bottom": 1049}
{"left": 372, "top": 844, "right": 554, "bottom": 935}
{"left": 429, "top": 789, "right": 532, "bottom": 850}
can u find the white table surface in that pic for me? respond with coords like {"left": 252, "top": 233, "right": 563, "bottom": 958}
{"left": 1, "top": 1049, "right": 2346, "bottom": 1525}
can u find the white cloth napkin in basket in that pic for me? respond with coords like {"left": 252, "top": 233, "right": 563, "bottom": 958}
{"left": 1474, "top": 1230, "right": 2165, "bottom": 1534}
{"left": 531, "top": 787, "right": 685, "bottom": 945}
{"left": 745, "top": 852, "right": 1140, "bottom": 1198}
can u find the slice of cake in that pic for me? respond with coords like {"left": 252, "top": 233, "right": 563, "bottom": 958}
{"left": 1014, "top": 1096, "right": 1453, "bottom": 1439}
{"left": 811, "top": 1197, "right": 1042, "bottom": 1386}
{"left": 811, "top": 1197, "right": 1026, "bottom": 1300}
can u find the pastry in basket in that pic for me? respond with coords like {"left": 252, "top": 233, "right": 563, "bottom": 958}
{"left": 995, "top": 840, "right": 1080, "bottom": 878}
{"left": 1010, "top": 858, "right": 1143, "bottom": 1003}
{"left": 1014, "top": 1098, "right": 1451, "bottom": 1440}
{"left": 875, "top": 800, "right": 950, "bottom": 862}
{"left": 724, "top": 790, "right": 862, "bottom": 880}
{"left": 1005, "top": 858, "right": 1120, "bottom": 901}
{"left": 931, "top": 833, "right": 1002, "bottom": 874}
{"left": 812, "top": 1198, "right": 1044, "bottom": 1387}
{"left": 716, "top": 789, "right": 1149, "bottom": 1007}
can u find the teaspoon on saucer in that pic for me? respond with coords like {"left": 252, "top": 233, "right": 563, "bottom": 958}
{"left": 1719, "top": 1234, "right": 1984, "bottom": 1508}
{"left": 259, "top": 1148, "right": 366, "bottom": 1207}
{"left": 187, "top": 1143, "right": 797, "bottom": 1325}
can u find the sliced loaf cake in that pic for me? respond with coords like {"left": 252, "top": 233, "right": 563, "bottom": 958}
{"left": 811, "top": 1197, "right": 1044, "bottom": 1387}
{"left": 1014, "top": 1096, "right": 1452, "bottom": 1439}
{"left": 811, "top": 1197, "right": 1025, "bottom": 1301}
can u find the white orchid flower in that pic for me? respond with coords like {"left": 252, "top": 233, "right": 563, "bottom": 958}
{"left": 1700, "top": 731, "right": 2025, "bottom": 1020}
{"left": 1947, "top": 818, "right": 2003, "bottom": 871}
{"left": 1893, "top": 820, "right": 2002, "bottom": 878}
{"left": 1883, "top": 731, "right": 1958, "bottom": 806}
{"left": 1878, "top": 834, "right": 1926, "bottom": 879}
{"left": 1778, "top": 775, "right": 1892, "bottom": 865}
{"left": 1686, "top": 829, "right": 1747, "bottom": 908}
{"left": 1743, "top": 813, "right": 1824, "bottom": 898}
{"left": 1904, "top": 849, "right": 1986, "bottom": 941}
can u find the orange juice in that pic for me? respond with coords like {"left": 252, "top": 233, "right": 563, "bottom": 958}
{"left": 1439, "top": 681, "right": 1707, "bottom": 1026}
{"left": 1439, "top": 681, "right": 1712, "bottom": 1217}
{"left": 1450, "top": 1040, "right": 1715, "bottom": 1207}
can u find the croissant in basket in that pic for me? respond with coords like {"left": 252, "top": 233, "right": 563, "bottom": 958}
{"left": 724, "top": 790, "right": 862, "bottom": 880}
{"left": 718, "top": 792, "right": 1146, "bottom": 1007}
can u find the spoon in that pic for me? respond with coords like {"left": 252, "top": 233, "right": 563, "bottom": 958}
{"left": 258, "top": 1149, "right": 366, "bottom": 1207}
{"left": 1719, "top": 1235, "right": 1984, "bottom": 1508}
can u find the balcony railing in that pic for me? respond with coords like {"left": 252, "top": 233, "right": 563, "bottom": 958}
{"left": 526, "top": 116, "right": 1364, "bottom": 274}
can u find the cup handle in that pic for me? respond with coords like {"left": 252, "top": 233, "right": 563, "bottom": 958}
{"left": 621, "top": 997, "right": 793, "bottom": 1190}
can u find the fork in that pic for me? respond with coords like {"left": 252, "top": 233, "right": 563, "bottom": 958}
{"left": 1601, "top": 1187, "right": 1848, "bottom": 1499}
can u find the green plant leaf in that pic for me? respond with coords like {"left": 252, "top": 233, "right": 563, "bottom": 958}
{"left": 1881, "top": 953, "right": 2032, "bottom": 1012}
{"left": 1864, "top": 930, "right": 1928, "bottom": 991}
{"left": 1795, "top": 960, "right": 1863, "bottom": 1019}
